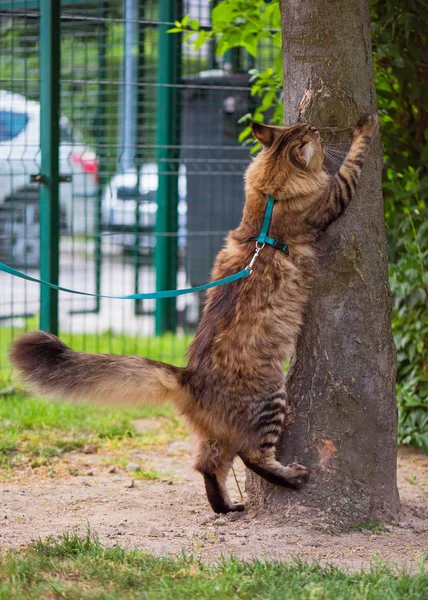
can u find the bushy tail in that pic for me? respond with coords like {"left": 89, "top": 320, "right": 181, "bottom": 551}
{"left": 9, "top": 331, "right": 191, "bottom": 409}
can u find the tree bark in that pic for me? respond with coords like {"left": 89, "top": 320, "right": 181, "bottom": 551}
{"left": 247, "top": 0, "right": 400, "bottom": 527}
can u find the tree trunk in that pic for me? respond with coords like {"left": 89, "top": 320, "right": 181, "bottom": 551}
{"left": 247, "top": 0, "right": 400, "bottom": 527}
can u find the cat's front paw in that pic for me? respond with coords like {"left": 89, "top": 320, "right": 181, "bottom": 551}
{"left": 353, "top": 113, "right": 379, "bottom": 140}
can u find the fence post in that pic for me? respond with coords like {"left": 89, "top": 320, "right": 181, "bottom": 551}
{"left": 39, "top": 0, "right": 60, "bottom": 334}
{"left": 93, "top": 3, "right": 108, "bottom": 315}
{"left": 134, "top": 3, "right": 146, "bottom": 316}
{"left": 155, "top": 0, "right": 182, "bottom": 335}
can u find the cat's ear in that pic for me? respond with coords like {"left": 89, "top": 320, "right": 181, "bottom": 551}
{"left": 293, "top": 143, "right": 314, "bottom": 167}
{"left": 251, "top": 122, "right": 276, "bottom": 148}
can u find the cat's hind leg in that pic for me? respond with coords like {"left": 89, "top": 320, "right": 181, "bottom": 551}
{"left": 194, "top": 439, "right": 244, "bottom": 514}
{"left": 240, "top": 395, "right": 310, "bottom": 489}
{"left": 240, "top": 447, "right": 310, "bottom": 490}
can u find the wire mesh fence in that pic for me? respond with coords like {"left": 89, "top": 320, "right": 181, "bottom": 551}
{"left": 0, "top": 0, "right": 276, "bottom": 385}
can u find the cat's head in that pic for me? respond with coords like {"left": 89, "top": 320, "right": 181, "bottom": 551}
{"left": 251, "top": 122, "right": 324, "bottom": 173}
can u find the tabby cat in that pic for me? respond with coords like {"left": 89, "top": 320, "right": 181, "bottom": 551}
{"left": 10, "top": 113, "right": 379, "bottom": 514}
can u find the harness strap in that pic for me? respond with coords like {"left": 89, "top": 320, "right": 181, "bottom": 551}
{"left": 257, "top": 194, "right": 275, "bottom": 242}
{"left": 250, "top": 235, "right": 289, "bottom": 254}
{"left": 249, "top": 194, "right": 289, "bottom": 255}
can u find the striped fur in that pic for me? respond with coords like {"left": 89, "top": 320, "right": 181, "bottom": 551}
{"left": 10, "top": 114, "right": 379, "bottom": 514}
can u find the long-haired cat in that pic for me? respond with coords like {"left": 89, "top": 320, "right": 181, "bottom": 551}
{"left": 10, "top": 114, "right": 379, "bottom": 514}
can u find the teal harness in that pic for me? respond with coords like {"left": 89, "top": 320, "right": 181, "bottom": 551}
{"left": 0, "top": 195, "right": 287, "bottom": 299}
{"left": 249, "top": 194, "right": 289, "bottom": 254}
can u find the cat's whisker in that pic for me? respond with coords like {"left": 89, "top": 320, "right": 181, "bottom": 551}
{"left": 324, "top": 144, "right": 345, "bottom": 153}
{"left": 323, "top": 155, "right": 345, "bottom": 168}
{"left": 324, "top": 148, "right": 345, "bottom": 160}
{"left": 324, "top": 146, "right": 348, "bottom": 158}
{"left": 324, "top": 161, "right": 343, "bottom": 172}
{"left": 324, "top": 161, "right": 343, "bottom": 171}
{"left": 317, "top": 126, "right": 351, "bottom": 134}
{"left": 323, "top": 151, "right": 344, "bottom": 168}
{"left": 325, "top": 154, "right": 344, "bottom": 164}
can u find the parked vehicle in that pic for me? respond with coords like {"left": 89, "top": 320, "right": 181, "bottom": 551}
{"left": 102, "top": 163, "right": 187, "bottom": 261}
{"left": 0, "top": 90, "right": 98, "bottom": 266}
{"left": 102, "top": 163, "right": 200, "bottom": 327}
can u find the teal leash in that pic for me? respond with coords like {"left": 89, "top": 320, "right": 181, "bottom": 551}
{"left": 0, "top": 195, "right": 287, "bottom": 300}
{"left": 0, "top": 261, "right": 251, "bottom": 300}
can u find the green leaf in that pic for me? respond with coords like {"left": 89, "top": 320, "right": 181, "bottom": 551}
{"left": 238, "top": 126, "right": 252, "bottom": 143}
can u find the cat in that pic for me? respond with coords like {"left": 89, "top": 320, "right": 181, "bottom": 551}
{"left": 10, "top": 113, "right": 379, "bottom": 514}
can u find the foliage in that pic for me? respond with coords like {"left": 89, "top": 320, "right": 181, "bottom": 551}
{"left": 170, "top": 0, "right": 281, "bottom": 57}
{"left": 372, "top": 0, "right": 428, "bottom": 452}
{"left": 386, "top": 169, "right": 428, "bottom": 452}
{"left": 169, "top": 0, "right": 284, "bottom": 149}
{"left": 0, "top": 532, "right": 427, "bottom": 599}
{"left": 173, "top": 0, "right": 428, "bottom": 452}
{"left": 370, "top": 0, "right": 428, "bottom": 173}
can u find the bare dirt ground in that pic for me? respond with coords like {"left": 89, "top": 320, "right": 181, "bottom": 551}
{"left": 1, "top": 430, "right": 427, "bottom": 571}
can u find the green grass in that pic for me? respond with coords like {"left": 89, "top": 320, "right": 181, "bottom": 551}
{"left": 0, "top": 393, "right": 185, "bottom": 476}
{"left": 355, "top": 522, "right": 386, "bottom": 534}
{"left": 0, "top": 325, "right": 192, "bottom": 387}
{"left": 0, "top": 532, "right": 426, "bottom": 600}
{"left": 132, "top": 468, "right": 168, "bottom": 481}
{"left": 0, "top": 326, "right": 190, "bottom": 474}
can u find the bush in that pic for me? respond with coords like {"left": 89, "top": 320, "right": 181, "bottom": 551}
{"left": 386, "top": 168, "right": 428, "bottom": 452}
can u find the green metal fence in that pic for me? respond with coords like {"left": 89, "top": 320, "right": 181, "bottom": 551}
{"left": 0, "top": 0, "right": 276, "bottom": 385}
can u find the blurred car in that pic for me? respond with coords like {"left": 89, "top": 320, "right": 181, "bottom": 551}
{"left": 0, "top": 90, "right": 98, "bottom": 266}
{"left": 102, "top": 163, "right": 201, "bottom": 327}
{"left": 102, "top": 162, "right": 187, "bottom": 261}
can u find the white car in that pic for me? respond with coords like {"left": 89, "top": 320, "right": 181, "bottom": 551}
{"left": 102, "top": 163, "right": 187, "bottom": 259}
{"left": 102, "top": 164, "right": 200, "bottom": 327}
{"left": 0, "top": 90, "right": 98, "bottom": 247}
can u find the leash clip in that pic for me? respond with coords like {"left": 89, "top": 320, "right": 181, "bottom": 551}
{"left": 246, "top": 242, "right": 265, "bottom": 274}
